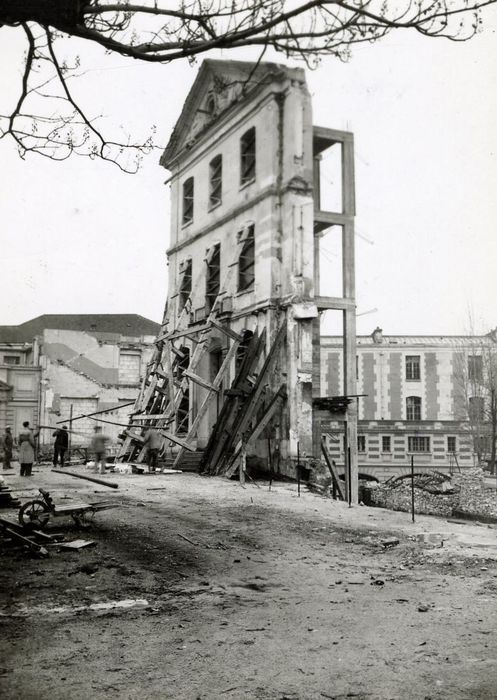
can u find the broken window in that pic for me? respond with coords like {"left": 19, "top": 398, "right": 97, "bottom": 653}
{"left": 178, "top": 258, "right": 192, "bottom": 312}
{"left": 235, "top": 329, "right": 254, "bottom": 373}
{"left": 238, "top": 225, "right": 255, "bottom": 292}
{"left": 468, "top": 396, "right": 484, "bottom": 422}
{"left": 468, "top": 355, "right": 483, "bottom": 382}
{"left": 382, "top": 436, "right": 391, "bottom": 453}
{"left": 182, "top": 177, "right": 194, "bottom": 225}
{"left": 357, "top": 435, "right": 366, "bottom": 453}
{"left": 175, "top": 346, "right": 190, "bottom": 434}
{"left": 209, "top": 155, "right": 222, "bottom": 208}
{"left": 408, "top": 436, "right": 430, "bottom": 452}
{"left": 405, "top": 355, "right": 420, "bottom": 381}
{"left": 205, "top": 243, "right": 221, "bottom": 313}
{"left": 406, "top": 396, "right": 422, "bottom": 421}
{"left": 240, "top": 127, "right": 256, "bottom": 185}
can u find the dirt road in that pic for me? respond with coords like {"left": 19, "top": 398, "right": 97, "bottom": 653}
{"left": 1, "top": 467, "right": 497, "bottom": 700}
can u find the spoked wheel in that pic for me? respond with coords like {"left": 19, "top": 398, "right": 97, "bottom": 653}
{"left": 18, "top": 500, "right": 51, "bottom": 530}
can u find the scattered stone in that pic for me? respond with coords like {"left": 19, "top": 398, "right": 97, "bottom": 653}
{"left": 418, "top": 604, "right": 429, "bottom": 613}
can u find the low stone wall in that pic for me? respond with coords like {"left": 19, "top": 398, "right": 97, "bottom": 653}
{"left": 365, "top": 468, "right": 497, "bottom": 521}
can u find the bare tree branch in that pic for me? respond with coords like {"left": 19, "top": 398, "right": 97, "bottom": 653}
{"left": 1, "top": 0, "right": 496, "bottom": 170}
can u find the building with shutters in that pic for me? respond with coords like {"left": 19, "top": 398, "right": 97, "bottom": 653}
{"left": 320, "top": 327, "right": 497, "bottom": 479}
{"left": 0, "top": 315, "right": 159, "bottom": 449}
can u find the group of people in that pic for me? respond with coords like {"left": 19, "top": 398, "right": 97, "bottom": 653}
{"left": 2, "top": 422, "right": 162, "bottom": 476}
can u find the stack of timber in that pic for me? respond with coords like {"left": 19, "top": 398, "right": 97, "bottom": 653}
{"left": 0, "top": 483, "right": 21, "bottom": 509}
{"left": 201, "top": 323, "right": 287, "bottom": 477}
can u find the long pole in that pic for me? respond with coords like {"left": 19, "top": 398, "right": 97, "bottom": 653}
{"left": 411, "top": 455, "right": 415, "bottom": 523}
{"left": 69, "top": 404, "right": 73, "bottom": 455}
{"left": 297, "top": 441, "right": 301, "bottom": 497}
{"left": 55, "top": 400, "right": 135, "bottom": 425}
{"left": 347, "top": 446, "right": 352, "bottom": 507}
{"left": 267, "top": 436, "right": 273, "bottom": 492}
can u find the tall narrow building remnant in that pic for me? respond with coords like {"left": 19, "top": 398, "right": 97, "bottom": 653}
{"left": 119, "top": 60, "right": 358, "bottom": 501}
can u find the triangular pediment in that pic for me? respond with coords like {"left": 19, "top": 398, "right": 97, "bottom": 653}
{"left": 160, "top": 59, "right": 294, "bottom": 168}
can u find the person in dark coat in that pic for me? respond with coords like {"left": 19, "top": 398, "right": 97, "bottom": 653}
{"left": 52, "top": 426, "right": 69, "bottom": 468}
{"left": 3, "top": 427, "right": 13, "bottom": 470}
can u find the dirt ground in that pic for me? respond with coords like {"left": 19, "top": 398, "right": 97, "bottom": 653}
{"left": 1, "top": 465, "right": 497, "bottom": 700}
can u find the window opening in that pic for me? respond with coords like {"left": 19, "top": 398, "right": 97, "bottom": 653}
{"left": 209, "top": 155, "right": 222, "bottom": 208}
{"left": 408, "top": 436, "right": 430, "bottom": 452}
{"left": 182, "top": 177, "right": 194, "bottom": 225}
{"left": 447, "top": 436, "right": 457, "bottom": 453}
{"left": 238, "top": 225, "right": 255, "bottom": 292}
{"left": 468, "top": 355, "right": 483, "bottom": 382}
{"left": 468, "top": 396, "right": 484, "bottom": 422}
{"left": 178, "top": 258, "right": 192, "bottom": 312}
{"left": 382, "top": 436, "right": 391, "bottom": 453}
{"left": 205, "top": 243, "right": 221, "bottom": 313}
{"left": 406, "top": 355, "right": 420, "bottom": 381}
{"left": 240, "top": 127, "right": 256, "bottom": 185}
{"left": 357, "top": 435, "right": 366, "bottom": 453}
{"left": 406, "top": 396, "right": 422, "bottom": 421}
{"left": 3, "top": 356, "right": 20, "bottom": 365}
{"left": 175, "top": 346, "right": 190, "bottom": 434}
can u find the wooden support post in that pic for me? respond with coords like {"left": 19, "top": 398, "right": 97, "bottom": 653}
{"left": 240, "top": 444, "right": 246, "bottom": 486}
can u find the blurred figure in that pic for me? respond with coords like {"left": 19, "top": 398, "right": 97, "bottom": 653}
{"left": 18, "top": 421, "right": 36, "bottom": 477}
{"left": 90, "top": 425, "right": 109, "bottom": 475}
{"left": 52, "top": 425, "right": 69, "bottom": 468}
{"left": 2, "top": 427, "right": 13, "bottom": 470}
{"left": 143, "top": 427, "right": 161, "bottom": 474}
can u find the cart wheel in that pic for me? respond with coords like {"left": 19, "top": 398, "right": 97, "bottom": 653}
{"left": 73, "top": 510, "right": 94, "bottom": 529}
{"left": 18, "top": 500, "right": 51, "bottom": 530}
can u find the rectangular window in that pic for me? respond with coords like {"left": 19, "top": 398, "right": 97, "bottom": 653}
{"left": 182, "top": 177, "right": 194, "bottom": 225}
{"left": 209, "top": 155, "right": 222, "bottom": 208}
{"left": 357, "top": 435, "right": 366, "bottom": 453}
{"left": 406, "top": 396, "right": 422, "bottom": 421}
{"left": 240, "top": 127, "right": 256, "bottom": 185}
{"left": 178, "top": 258, "right": 192, "bottom": 312}
{"left": 238, "top": 225, "right": 255, "bottom": 292}
{"left": 3, "top": 355, "right": 20, "bottom": 365}
{"left": 406, "top": 355, "right": 420, "bottom": 381}
{"left": 119, "top": 353, "right": 141, "bottom": 384}
{"left": 468, "top": 395, "right": 484, "bottom": 422}
{"left": 382, "top": 436, "right": 391, "bottom": 453}
{"left": 447, "top": 436, "right": 457, "bottom": 453}
{"left": 356, "top": 355, "right": 359, "bottom": 381}
{"left": 468, "top": 355, "right": 483, "bottom": 382}
{"left": 205, "top": 243, "right": 221, "bottom": 313}
{"left": 408, "top": 436, "right": 430, "bottom": 452}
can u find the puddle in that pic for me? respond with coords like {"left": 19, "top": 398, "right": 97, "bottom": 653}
{"left": 0, "top": 598, "right": 149, "bottom": 617}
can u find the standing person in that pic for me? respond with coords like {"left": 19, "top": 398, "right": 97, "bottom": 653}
{"left": 90, "top": 425, "right": 108, "bottom": 475}
{"left": 18, "top": 421, "right": 36, "bottom": 477}
{"left": 2, "top": 427, "right": 13, "bottom": 470}
{"left": 143, "top": 427, "right": 161, "bottom": 474}
{"left": 52, "top": 425, "right": 69, "bottom": 468}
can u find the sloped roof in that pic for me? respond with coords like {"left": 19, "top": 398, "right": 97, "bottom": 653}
{"left": 161, "top": 59, "right": 303, "bottom": 167}
{"left": 0, "top": 315, "right": 160, "bottom": 343}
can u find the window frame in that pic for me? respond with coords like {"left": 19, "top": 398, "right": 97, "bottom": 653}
{"left": 178, "top": 258, "right": 193, "bottom": 313}
{"left": 408, "top": 436, "right": 431, "bottom": 453}
{"left": 447, "top": 436, "right": 457, "bottom": 453}
{"left": 240, "top": 127, "right": 256, "bottom": 186}
{"left": 468, "top": 355, "right": 483, "bottom": 383}
{"left": 238, "top": 225, "right": 255, "bottom": 292}
{"left": 205, "top": 243, "right": 221, "bottom": 313}
{"left": 357, "top": 435, "right": 366, "bottom": 453}
{"left": 406, "top": 395, "right": 422, "bottom": 421}
{"left": 468, "top": 395, "right": 485, "bottom": 422}
{"left": 381, "top": 435, "right": 391, "bottom": 453}
{"left": 209, "top": 154, "right": 223, "bottom": 209}
{"left": 182, "top": 177, "right": 194, "bottom": 226}
{"left": 405, "top": 355, "right": 421, "bottom": 381}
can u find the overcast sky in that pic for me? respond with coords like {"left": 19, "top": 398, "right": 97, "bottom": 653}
{"left": 1, "top": 8, "right": 496, "bottom": 337}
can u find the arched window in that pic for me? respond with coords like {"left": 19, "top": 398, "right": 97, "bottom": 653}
{"left": 406, "top": 396, "right": 421, "bottom": 421}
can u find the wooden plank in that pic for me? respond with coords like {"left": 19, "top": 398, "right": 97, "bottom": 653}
{"left": 321, "top": 441, "right": 346, "bottom": 501}
{"left": 210, "top": 319, "right": 243, "bottom": 343}
{"left": 182, "top": 369, "right": 219, "bottom": 393}
{"left": 315, "top": 296, "right": 355, "bottom": 311}
{"left": 160, "top": 431, "right": 195, "bottom": 451}
{"left": 51, "top": 469, "right": 119, "bottom": 489}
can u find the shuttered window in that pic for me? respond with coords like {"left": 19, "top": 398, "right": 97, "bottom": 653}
{"left": 240, "top": 127, "right": 256, "bottom": 185}
{"left": 209, "top": 155, "right": 222, "bottom": 208}
{"left": 182, "top": 177, "right": 194, "bottom": 225}
{"left": 238, "top": 225, "right": 255, "bottom": 292}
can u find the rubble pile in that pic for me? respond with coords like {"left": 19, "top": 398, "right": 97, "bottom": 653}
{"left": 365, "top": 468, "right": 497, "bottom": 521}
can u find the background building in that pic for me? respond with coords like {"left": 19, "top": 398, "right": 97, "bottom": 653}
{"left": 0, "top": 314, "right": 160, "bottom": 449}
{"left": 321, "top": 327, "right": 497, "bottom": 479}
